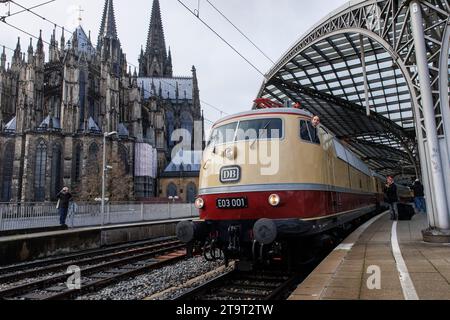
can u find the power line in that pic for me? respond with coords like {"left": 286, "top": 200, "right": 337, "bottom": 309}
{"left": 8, "top": 0, "right": 70, "bottom": 35}
{"left": 126, "top": 60, "right": 228, "bottom": 118}
{"left": 176, "top": 0, "right": 266, "bottom": 77}
{"left": 2, "top": 20, "right": 51, "bottom": 46}
{"left": 0, "top": 43, "right": 16, "bottom": 52}
{"left": 200, "top": 99, "right": 228, "bottom": 116}
{"left": 205, "top": 0, "right": 275, "bottom": 64}
{"left": 0, "top": 0, "right": 56, "bottom": 19}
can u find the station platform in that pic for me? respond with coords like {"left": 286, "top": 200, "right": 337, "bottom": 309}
{"left": 0, "top": 218, "right": 195, "bottom": 265}
{"left": 289, "top": 212, "right": 450, "bottom": 300}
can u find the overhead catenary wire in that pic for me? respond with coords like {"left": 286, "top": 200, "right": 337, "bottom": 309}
{"left": 0, "top": 43, "right": 16, "bottom": 52}
{"left": 8, "top": 0, "right": 71, "bottom": 36}
{"left": 126, "top": 60, "right": 228, "bottom": 118}
{"left": 176, "top": 0, "right": 266, "bottom": 77}
{"left": 0, "top": 0, "right": 56, "bottom": 20}
{"left": 205, "top": 0, "right": 275, "bottom": 64}
{"left": 2, "top": 20, "right": 52, "bottom": 47}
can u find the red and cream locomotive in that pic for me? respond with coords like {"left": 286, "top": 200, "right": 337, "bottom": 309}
{"left": 176, "top": 106, "right": 409, "bottom": 265}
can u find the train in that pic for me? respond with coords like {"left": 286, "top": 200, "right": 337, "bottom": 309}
{"left": 176, "top": 107, "right": 411, "bottom": 267}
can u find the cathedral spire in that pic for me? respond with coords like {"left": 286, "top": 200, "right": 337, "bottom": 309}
{"left": 27, "top": 37, "right": 34, "bottom": 63}
{"left": 36, "top": 30, "right": 44, "bottom": 54}
{"left": 145, "top": 0, "right": 166, "bottom": 56}
{"left": 165, "top": 47, "right": 173, "bottom": 77}
{"left": 60, "top": 27, "right": 65, "bottom": 52}
{"left": 98, "top": 0, "right": 118, "bottom": 46}
{"left": 12, "top": 37, "right": 21, "bottom": 66}
{"left": 1, "top": 46, "right": 6, "bottom": 70}
{"left": 140, "top": 0, "right": 170, "bottom": 77}
{"left": 192, "top": 65, "right": 201, "bottom": 116}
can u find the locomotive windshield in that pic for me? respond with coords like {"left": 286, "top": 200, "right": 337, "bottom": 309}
{"left": 207, "top": 118, "right": 283, "bottom": 146}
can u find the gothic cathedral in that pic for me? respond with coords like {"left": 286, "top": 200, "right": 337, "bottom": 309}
{"left": 0, "top": 0, "right": 203, "bottom": 202}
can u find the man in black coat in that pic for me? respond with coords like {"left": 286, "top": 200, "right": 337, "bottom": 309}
{"left": 411, "top": 179, "right": 426, "bottom": 214}
{"left": 384, "top": 176, "right": 398, "bottom": 220}
{"left": 57, "top": 187, "right": 73, "bottom": 228}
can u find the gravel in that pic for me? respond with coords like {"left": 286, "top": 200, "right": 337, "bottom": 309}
{"left": 77, "top": 257, "right": 229, "bottom": 300}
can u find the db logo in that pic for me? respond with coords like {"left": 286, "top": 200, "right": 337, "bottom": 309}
{"left": 220, "top": 166, "right": 241, "bottom": 183}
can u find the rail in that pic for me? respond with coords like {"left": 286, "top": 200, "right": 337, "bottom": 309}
{"left": 0, "top": 202, "right": 199, "bottom": 232}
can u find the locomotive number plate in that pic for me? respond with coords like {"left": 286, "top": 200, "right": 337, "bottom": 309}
{"left": 216, "top": 197, "right": 248, "bottom": 209}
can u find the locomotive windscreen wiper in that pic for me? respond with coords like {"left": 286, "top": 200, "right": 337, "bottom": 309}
{"left": 250, "top": 120, "right": 272, "bottom": 148}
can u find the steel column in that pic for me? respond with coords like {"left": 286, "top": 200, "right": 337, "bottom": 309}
{"left": 359, "top": 34, "right": 370, "bottom": 116}
{"left": 410, "top": 0, "right": 449, "bottom": 230}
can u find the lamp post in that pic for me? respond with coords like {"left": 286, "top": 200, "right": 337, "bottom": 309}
{"left": 101, "top": 131, "right": 117, "bottom": 220}
{"left": 168, "top": 196, "right": 179, "bottom": 219}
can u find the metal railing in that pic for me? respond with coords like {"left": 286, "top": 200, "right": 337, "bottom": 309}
{"left": 0, "top": 202, "right": 199, "bottom": 232}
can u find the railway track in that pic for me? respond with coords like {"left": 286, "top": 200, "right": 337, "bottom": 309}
{"left": 0, "top": 238, "right": 186, "bottom": 300}
{"left": 0, "top": 236, "right": 177, "bottom": 279}
{"left": 172, "top": 269, "right": 301, "bottom": 300}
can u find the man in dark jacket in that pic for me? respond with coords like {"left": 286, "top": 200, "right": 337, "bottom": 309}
{"left": 411, "top": 179, "right": 426, "bottom": 214}
{"left": 384, "top": 176, "right": 398, "bottom": 220}
{"left": 57, "top": 187, "right": 73, "bottom": 228}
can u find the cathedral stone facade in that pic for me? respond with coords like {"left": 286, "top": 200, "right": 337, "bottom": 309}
{"left": 0, "top": 0, "right": 203, "bottom": 202}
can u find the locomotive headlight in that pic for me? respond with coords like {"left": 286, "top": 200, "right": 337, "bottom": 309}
{"left": 195, "top": 197, "right": 205, "bottom": 209}
{"left": 224, "top": 147, "right": 236, "bottom": 160}
{"left": 268, "top": 194, "right": 281, "bottom": 207}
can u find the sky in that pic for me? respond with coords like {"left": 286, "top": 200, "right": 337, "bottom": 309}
{"left": 0, "top": 0, "right": 349, "bottom": 130}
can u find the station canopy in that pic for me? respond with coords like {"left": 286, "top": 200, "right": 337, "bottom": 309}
{"left": 257, "top": 7, "right": 420, "bottom": 180}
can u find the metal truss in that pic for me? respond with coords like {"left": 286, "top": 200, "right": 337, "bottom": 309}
{"left": 258, "top": 0, "right": 450, "bottom": 179}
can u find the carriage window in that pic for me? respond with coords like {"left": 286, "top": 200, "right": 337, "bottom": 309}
{"left": 300, "top": 120, "right": 320, "bottom": 144}
{"left": 235, "top": 118, "right": 282, "bottom": 141}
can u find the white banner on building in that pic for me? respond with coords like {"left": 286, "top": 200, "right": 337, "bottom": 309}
{"left": 135, "top": 143, "right": 157, "bottom": 178}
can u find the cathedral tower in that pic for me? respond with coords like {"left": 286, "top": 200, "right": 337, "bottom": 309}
{"left": 139, "top": 0, "right": 172, "bottom": 77}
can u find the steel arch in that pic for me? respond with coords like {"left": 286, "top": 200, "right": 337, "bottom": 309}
{"left": 258, "top": 0, "right": 450, "bottom": 230}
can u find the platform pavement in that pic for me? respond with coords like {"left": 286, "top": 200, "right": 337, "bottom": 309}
{"left": 0, "top": 218, "right": 194, "bottom": 242}
{"left": 288, "top": 212, "right": 450, "bottom": 300}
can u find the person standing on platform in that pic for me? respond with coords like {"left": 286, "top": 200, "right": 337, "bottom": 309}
{"left": 384, "top": 176, "right": 398, "bottom": 220}
{"left": 411, "top": 179, "right": 426, "bottom": 214}
{"left": 57, "top": 187, "right": 73, "bottom": 229}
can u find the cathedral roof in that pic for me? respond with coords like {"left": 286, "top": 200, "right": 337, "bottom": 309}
{"left": 72, "top": 26, "right": 95, "bottom": 57}
{"left": 88, "top": 117, "right": 101, "bottom": 132}
{"left": 39, "top": 115, "right": 61, "bottom": 129}
{"left": 64, "top": 26, "right": 95, "bottom": 59}
{"left": 118, "top": 123, "right": 130, "bottom": 137}
{"left": 4, "top": 117, "right": 16, "bottom": 132}
{"left": 138, "top": 77, "right": 193, "bottom": 101}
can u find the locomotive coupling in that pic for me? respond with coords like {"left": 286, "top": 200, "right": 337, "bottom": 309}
{"left": 176, "top": 220, "right": 209, "bottom": 243}
{"left": 253, "top": 218, "right": 313, "bottom": 244}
